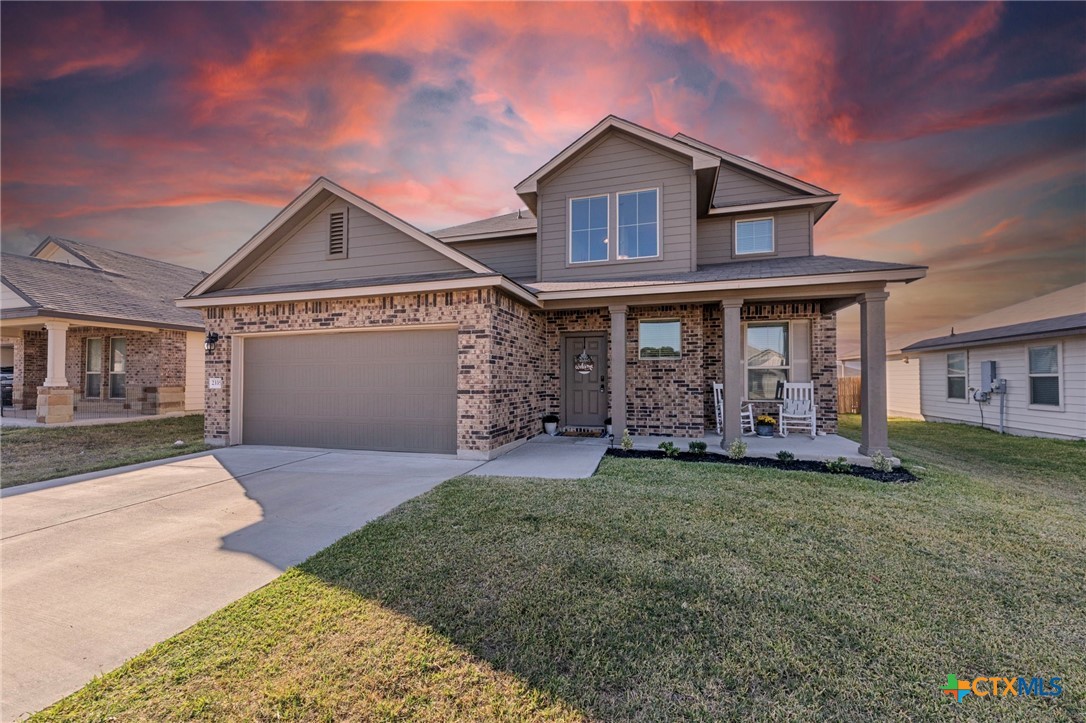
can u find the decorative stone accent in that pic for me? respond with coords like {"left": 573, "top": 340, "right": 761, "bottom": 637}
{"left": 36, "top": 386, "right": 73, "bottom": 423}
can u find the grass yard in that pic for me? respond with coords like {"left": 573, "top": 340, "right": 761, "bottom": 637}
{"left": 1, "top": 415, "right": 210, "bottom": 488}
{"left": 34, "top": 418, "right": 1086, "bottom": 721}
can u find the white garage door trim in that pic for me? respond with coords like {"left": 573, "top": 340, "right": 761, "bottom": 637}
{"left": 230, "top": 324, "right": 459, "bottom": 450}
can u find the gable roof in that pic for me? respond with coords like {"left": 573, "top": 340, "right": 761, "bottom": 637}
{"left": 902, "top": 313, "right": 1086, "bottom": 353}
{"left": 1, "top": 243, "right": 206, "bottom": 330}
{"left": 513, "top": 115, "right": 721, "bottom": 214}
{"left": 187, "top": 177, "right": 494, "bottom": 298}
{"left": 671, "top": 133, "right": 831, "bottom": 197}
{"left": 432, "top": 210, "right": 537, "bottom": 242}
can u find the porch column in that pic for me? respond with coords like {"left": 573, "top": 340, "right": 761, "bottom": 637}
{"left": 37, "top": 320, "right": 73, "bottom": 423}
{"left": 609, "top": 304, "right": 627, "bottom": 436}
{"left": 43, "top": 321, "right": 70, "bottom": 387}
{"left": 720, "top": 299, "right": 744, "bottom": 445}
{"left": 858, "top": 290, "right": 891, "bottom": 456}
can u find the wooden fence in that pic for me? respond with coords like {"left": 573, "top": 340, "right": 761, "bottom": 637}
{"left": 838, "top": 376, "right": 861, "bottom": 414}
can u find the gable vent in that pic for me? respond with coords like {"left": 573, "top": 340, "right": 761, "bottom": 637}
{"left": 328, "top": 210, "right": 347, "bottom": 257}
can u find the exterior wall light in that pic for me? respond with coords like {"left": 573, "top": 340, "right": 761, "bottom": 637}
{"left": 204, "top": 332, "right": 220, "bottom": 353}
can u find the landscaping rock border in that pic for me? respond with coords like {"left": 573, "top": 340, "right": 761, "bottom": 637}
{"left": 605, "top": 448, "right": 918, "bottom": 483}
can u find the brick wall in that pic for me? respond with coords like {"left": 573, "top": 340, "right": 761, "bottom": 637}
{"left": 200, "top": 289, "right": 544, "bottom": 453}
{"left": 542, "top": 308, "right": 610, "bottom": 418}
{"left": 3, "top": 335, "right": 25, "bottom": 407}
{"left": 61, "top": 327, "right": 185, "bottom": 400}
{"left": 21, "top": 331, "right": 46, "bottom": 407}
{"left": 627, "top": 305, "right": 705, "bottom": 436}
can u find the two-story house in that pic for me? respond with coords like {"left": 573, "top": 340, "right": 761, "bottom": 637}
{"left": 175, "top": 116, "right": 926, "bottom": 459}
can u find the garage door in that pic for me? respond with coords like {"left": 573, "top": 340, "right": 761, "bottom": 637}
{"left": 242, "top": 330, "right": 457, "bottom": 454}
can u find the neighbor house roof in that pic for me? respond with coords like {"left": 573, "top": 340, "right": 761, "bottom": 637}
{"left": 1, "top": 241, "right": 206, "bottom": 330}
{"left": 432, "top": 211, "right": 537, "bottom": 242}
{"left": 902, "top": 313, "right": 1086, "bottom": 353}
{"left": 840, "top": 282, "right": 1086, "bottom": 360}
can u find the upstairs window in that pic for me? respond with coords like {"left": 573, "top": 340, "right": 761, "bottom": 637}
{"left": 328, "top": 210, "right": 347, "bottom": 258}
{"left": 735, "top": 218, "right": 774, "bottom": 255}
{"left": 617, "top": 189, "right": 659, "bottom": 259}
{"left": 1028, "top": 344, "right": 1061, "bottom": 407}
{"left": 570, "top": 195, "right": 609, "bottom": 263}
{"left": 946, "top": 351, "right": 967, "bottom": 400}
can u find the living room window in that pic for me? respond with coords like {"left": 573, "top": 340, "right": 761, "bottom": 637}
{"left": 735, "top": 218, "right": 774, "bottom": 255}
{"left": 617, "top": 189, "right": 659, "bottom": 259}
{"left": 569, "top": 195, "right": 609, "bottom": 263}
{"left": 639, "top": 320, "right": 681, "bottom": 359}
{"left": 85, "top": 338, "right": 103, "bottom": 398}
{"left": 746, "top": 322, "right": 789, "bottom": 399}
{"left": 946, "top": 351, "right": 967, "bottom": 400}
{"left": 1028, "top": 344, "right": 1061, "bottom": 407}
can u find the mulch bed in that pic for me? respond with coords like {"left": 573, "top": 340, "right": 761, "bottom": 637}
{"left": 605, "top": 448, "right": 918, "bottom": 483}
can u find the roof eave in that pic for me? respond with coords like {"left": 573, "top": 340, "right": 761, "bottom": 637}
{"left": 439, "top": 227, "right": 537, "bottom": 243}
{"left": 903, "top": 326, "right": 1086, "bottom": 353}
{"left": 0, "top": 307, "right": 203, "bottom": 332}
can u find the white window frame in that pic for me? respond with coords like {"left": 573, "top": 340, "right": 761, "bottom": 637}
{"left": 85, "top": 337, "right": 103, "bottom": 399}
{"left": 946, "top": 351, "right": 967, "bottom": 403}
{"left": 742, "top": 321, "right": 791, "bottom": 400}
{"left": 734, "top": 216, "right": 776, "bottom": 256}
{"left": 1026, "top": 342, "right": 1063, "bottom": 411}
{"left": 616, "top": 187, "right": 661, "bottom": 261}
{"left": 638, "top": 319, "right": 681, "bottom": 360}
{"left": 568, "top": 194, "right": 610, "bottom": 265}
{"left": 108, "top": 336, "right": 127, "bottom": 400}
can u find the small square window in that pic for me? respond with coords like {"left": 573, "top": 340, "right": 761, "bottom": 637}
{"left": 639, "top": 320, "right": 681, "bottom": 359}
{"left": 736, "top": 218, "right": 774, "bottom": 255}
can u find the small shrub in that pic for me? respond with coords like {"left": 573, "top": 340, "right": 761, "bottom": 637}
{"left": 824, "top": 456, "right": 852, "bottom": 474}
{"left": 727, "top": 437, "right": 747, "bottom": 459}
{"left": 776, "top": 450, "right": 795, "bottom": 463}
{"left": 688, "top": 440, "right": 708, "bottom": 456}
{"left": 542, "top": 413, "right": 559, "bottom": 424}
{"left": 871, "top": 451, "right": 894, "bottom": 473}
{"left": 620, "top": 428, "right": 634, "bottom": 451}
{"left": 658, "top": 441, "right": 680, "bottom": 458}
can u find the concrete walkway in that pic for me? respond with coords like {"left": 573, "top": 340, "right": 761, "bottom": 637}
{"left": 471, "top": 434, "right": 608, "bottom": 478}
{"left": 0, "top": 446, "right": 479, "bottom": 720}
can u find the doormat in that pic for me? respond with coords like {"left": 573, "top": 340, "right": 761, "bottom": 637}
{"left": 558, "top": 429, "right": 606, "bottom": 438}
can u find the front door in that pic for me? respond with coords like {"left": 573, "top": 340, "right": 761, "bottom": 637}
{"left": 562, "top": 333, "right": 608, "bottom": 427}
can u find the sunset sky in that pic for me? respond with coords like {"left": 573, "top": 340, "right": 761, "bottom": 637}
{"left": 2, "top": 1, "right": 1083, "bottom": 349}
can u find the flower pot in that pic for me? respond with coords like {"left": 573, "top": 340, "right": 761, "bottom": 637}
{"left": 544, "top": 422, "right": 558, "bottom": 436}
{"left": 755, "top": 424, "right": 775, "bottom": 438}
{"left": 606, "top": 424, "right": 613, "bottom": 436}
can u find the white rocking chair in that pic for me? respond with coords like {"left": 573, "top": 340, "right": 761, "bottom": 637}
{"left": 713, "top": 382, "right": 756, "bottom": 436}
{"left": 777, "top": 382, "right": 817, "bottom": 439}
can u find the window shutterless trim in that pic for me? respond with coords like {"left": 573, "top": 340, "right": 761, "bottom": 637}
{"left": 734, "top": 216, "right": 776, "bottom": 256}
{"left": 742, "top": 321, "right": 791, "bottom": 399}
{"left": 616, "top": 187, "right": 662, "bottom": 261}
{"left": 568, "top": 194, "right": 610, "bottom": 265}
{"left": 1026, "top": 342, "right": 1064, "bottom": 411}
{"left": 637, "top": 318, "right": 681, "bottom": 359}
{"left": 945, "top": 350, "right": 967, "bottom": 402}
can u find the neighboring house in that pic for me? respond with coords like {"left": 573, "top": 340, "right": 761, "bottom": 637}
{"left": 897, "top": 285, "right": 1086, "bottom": 440}
{"left": 179, "top": 115, "right": 926, "bottom": 458}
{"left": 839, "top": 283, "right": 1086, "bottom": 431}
{"left": 0, "top": 237, "right": 207, "bottom": 422}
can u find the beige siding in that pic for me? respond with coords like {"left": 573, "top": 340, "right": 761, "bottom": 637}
{"left": 917, "top": 335, "right": 1085, "bottom": 439}
{"left": 232, "top": 198, "right": 464, "bottom": 289}
{"left": 886, "top": 354, "right": 921, "bottom": 418}
{"left": 451, "top": 237, "right": 537, "bottom": 280}
{"left": 185, "top": 331, "right": 205, "bottom": 412}
{"left": 537, "top": 131, "right": 694, "bottom": 281}
{"left": 1, "top": 281, "right": 30, "bottom": 309}
{"left": 697, "top": 208, "right": 812, "bottom": 265}
{"left": 713, "top": 164, "right": 795, "bottom": 206}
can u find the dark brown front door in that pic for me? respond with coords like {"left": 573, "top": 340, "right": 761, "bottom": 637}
{"left": 562, "top": 333, "right": 608, "bottom": 427}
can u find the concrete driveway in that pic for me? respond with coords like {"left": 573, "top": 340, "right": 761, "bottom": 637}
{"left": 0, "top": 447, "right": 479, "bottom": 720}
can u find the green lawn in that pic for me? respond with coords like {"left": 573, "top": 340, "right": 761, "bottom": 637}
{"left": 33, "top": 418, "right": 1086, "bottom": 721}
{"left": 1, "top": 415, "right": 210, "bottom": 488}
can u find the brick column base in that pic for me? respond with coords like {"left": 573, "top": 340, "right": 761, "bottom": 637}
{"left": 36, "top": 386, "right": 74, "bottom": 424}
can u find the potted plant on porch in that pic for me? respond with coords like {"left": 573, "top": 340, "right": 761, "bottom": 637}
{"left": 543, "top": 413, "right": 559, "bottom": 436}
{"left": 755, "top": 414, "right": 777, "bottom": 438}
{"left": 605, "top": 417, "right": 613, "bottom": 436}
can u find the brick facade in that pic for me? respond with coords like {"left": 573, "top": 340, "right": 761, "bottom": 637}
{"left": 7, "top": 326, "right": 189, "bottom": 413}
{"left": 196, "top": 293, "right": 839, "bottom": 451}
